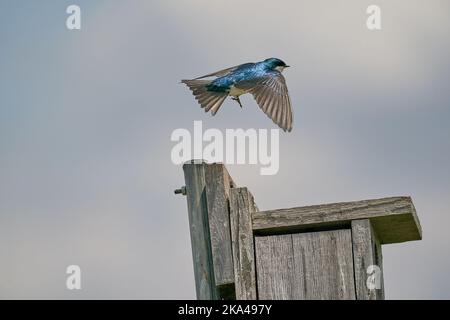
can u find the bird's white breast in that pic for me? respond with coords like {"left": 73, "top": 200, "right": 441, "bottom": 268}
{"left": 229, "top": 85, "right": 247, "bottom": 97}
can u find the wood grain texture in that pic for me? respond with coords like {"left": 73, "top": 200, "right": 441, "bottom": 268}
{"left": 181, "top": 163, "right": 421, "bottom": 301}
{"left": 351, "top": 219, "right": 385, "bottom": 300}
{"left": 204, "top": 164, "right": 234, "bottom": 288}
{"left": 183, "top": 162, "right": 219, "bottom": 299}
{"left": 253, "top": 197, "right": 421, "bottom": 244}
{"left": 256, "top": 230, "right": 356, "bottom": 300}
{"left": 230, "top": 187, "right": 257, "bottom": 300}
{"left": 292, "top": 230, "right": 356, "bottom": 300}
{"left": 255, "top": 234, "right": 300, "bottom": 299}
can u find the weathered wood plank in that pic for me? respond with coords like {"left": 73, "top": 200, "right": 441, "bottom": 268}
{"left": 204, "top": 164, "right": 234, "bottom": 289}
{"left": 292, "top": 229, "right": 356, "bottom": 300}
{"left": 253, "top": 197, "right": 421, "bottom": 244}
{"left": 182, "top": 162, "right": 219, "bottom": 300}
{"left": 351, "top": 219, "right": 385, "bottom": 300}
{"left": 255, "top": 234, "right": 300, "bottom": 299}
{"left": 374, "top": 234, "right": 384, "bottom": 299}
{"left": 230, "top": 187, "right": 257, "bottom": 300}
{"left": 255, "top": 230, "right": 356, "bottom": 299}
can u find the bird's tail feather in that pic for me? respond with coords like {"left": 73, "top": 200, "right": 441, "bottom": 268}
{"left": 181, "top": 79, "right": 227, "bottom": 116}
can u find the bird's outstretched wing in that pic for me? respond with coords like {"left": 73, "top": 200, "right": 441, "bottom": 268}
{"left": 236, "top": 72, "right": 293, "bottom": 132}
{"left": 194, "top": 63, "right": 254, "bottom": 79}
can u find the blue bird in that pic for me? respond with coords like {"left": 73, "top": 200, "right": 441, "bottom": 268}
{"left": 182, "top": 58, "right": 293, "bottom": 132}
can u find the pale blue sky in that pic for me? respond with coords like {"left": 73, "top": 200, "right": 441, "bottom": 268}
{"left": 1, "top": 0, "right": 449, "bottom": 299}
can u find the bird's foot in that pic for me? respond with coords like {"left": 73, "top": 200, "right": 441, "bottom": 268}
{"left": 232, "top": 96, "right": 243, "bottom": 108}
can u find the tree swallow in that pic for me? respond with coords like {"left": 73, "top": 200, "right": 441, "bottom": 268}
{"left": 182, "top": 58, "right": 293, "bottom": 132}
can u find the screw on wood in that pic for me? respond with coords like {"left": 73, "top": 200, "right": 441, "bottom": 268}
{"left": 174, "top": 186, "right": 187, "bottom": 195}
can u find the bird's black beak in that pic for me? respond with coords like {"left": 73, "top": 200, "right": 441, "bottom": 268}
{"left": 285, "top": 65, "right": 290, "bottom": 68}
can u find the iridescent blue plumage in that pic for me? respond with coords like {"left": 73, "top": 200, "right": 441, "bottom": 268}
{"left": 181, "top": 58, "right": 294, "bottom": 132}
{"left": 207, "top": 59, "right": 286, "bottom": 92}
{"left": 206, "top": 63, "right": 256, "bottom": 92}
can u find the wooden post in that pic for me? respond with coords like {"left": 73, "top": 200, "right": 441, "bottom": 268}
{"left": 182, "top": 162, "right": 218, "bottom": 299}
{"left": 182, "top": 161, "right": 236, "bottom": 299}
{"left": 179, "top": 163, "right": 422, "bottom": 300}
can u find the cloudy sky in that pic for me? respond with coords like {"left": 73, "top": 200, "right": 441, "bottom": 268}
{"left": 1, "top": 0, "right": 449, "bottom": 299}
